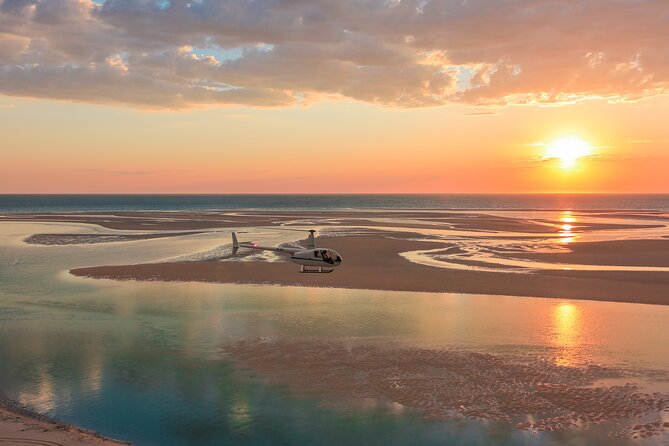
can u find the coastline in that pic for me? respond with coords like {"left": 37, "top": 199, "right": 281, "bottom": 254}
{"left": 1, "top": 208, "right": 667, "bottom": 306}
{"left": 0, "top": 394, "right": 129, "bottom": 445}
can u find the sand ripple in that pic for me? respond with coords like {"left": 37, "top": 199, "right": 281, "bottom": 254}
{"left": 224, "top": 339, "right": 669, "bottom": 438}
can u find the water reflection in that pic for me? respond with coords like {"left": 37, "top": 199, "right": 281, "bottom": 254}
{"left": 3, "top": 280, "right": 669, "bottom": 446}
{"left": 551, "top": 301, "right": 583, "bottom": 366}
{"left": 561, "top": 211, "right": 576, "bottom": 223}
{"left": 559, "top": 211, "right": 577, "bottom": 244}
{"left": 228, "top": 396, "right": 253, "bottom": 434}
{"left": 19, "top": 366, "right": 56, "bottom": 413}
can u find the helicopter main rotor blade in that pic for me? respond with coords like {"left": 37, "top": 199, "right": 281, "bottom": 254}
{"left": 274, "top": 226, "right": 316, "bottom": 233}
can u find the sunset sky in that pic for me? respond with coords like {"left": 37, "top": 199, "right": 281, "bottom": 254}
{"left": 1, "top": 0, "right": 668, "bottom": 193}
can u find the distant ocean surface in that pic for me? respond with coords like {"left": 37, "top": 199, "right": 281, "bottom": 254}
{"left": 1, "top": 194, "right": 668, "bottom": 212}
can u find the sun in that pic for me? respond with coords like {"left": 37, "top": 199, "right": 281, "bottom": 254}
{"left": 545, "top": 136, "right": 592, "bottom": 169}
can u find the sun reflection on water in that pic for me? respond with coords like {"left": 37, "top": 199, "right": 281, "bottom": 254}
{"left": 227, "top": 395, "right": 253, "bottom": 434}
{"left": 558, "top": 211, "right": 577, "bottom": 244}
{"left": 551, "top": 301, "right": 583, "bottom": 366}
{"left": 19, "top": 366, "right": 57, "bottom": 413}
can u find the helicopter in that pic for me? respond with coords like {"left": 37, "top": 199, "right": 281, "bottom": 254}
{"left": 232, "top": 229, "right": 342, "bottom": 273}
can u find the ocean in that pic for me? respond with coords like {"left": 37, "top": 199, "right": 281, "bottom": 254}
{"left": 1, "top": 193, "right": 669, "bottom": 212}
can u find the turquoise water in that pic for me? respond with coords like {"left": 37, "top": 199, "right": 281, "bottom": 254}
{"left": 1, "top": 222, "right": 669, "bottom": 445}
{"left": 2, "top": 194, "right": 669, "bottom": 212}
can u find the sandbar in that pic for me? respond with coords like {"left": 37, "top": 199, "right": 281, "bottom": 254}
{"left": 71, "top": 233, "right": 669, "bottom": 305}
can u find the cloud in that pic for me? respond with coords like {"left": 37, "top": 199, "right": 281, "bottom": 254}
{"left": 1, "top": 0, "right": 668, "bottom": 109}
{"left": 626, "top": 138, "right": 669, "bottom": 144}
{"left": 514, "top": 151, "right": 650, "bottom": 169}
{"left": 463, "top": 111, "right": 500, "bottom": 116}
{"left": 76, "top": 168, "right": 153, "bottom": 175}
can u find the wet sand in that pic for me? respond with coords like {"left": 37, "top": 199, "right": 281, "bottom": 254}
{"left": 509, "top": 239, "right": 669, "bottom": 267}
{"left": 224, "top": 339, "right": 669, "bottom": 439}
{"left": 0, "top": 402, "right": 129, "bottom": 445}
{"left": 2, "top": 210, "right": 660, "bottom": 232}
{"left": 25, "top": 231, "right": 204, "bottom": 245}
{"left": 71, "top": 233, "right": 669, "bottom": 305}
{"left": 2, "top": 209, "right": 667, "bottom": 305}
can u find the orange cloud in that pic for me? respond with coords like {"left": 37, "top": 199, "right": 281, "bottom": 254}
{"left": 0, "top": 0, "right": 668, "bottom": 109}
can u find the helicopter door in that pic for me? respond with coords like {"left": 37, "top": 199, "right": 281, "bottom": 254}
{"left": 321, "top": 250, "right": 334, "bottom": 264}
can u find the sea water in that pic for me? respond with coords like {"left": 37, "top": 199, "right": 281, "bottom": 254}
{"left": 2, "top": 193, "right": 669, "bottom": 213}
{"left": 1, "top": 212, "right": 669, "bottom": 445}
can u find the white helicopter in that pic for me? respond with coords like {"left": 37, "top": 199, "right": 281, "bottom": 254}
{"left": 232, "top": 229, "right": 342, "bottom": 273}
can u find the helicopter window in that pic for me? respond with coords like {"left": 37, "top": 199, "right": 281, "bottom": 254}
{"left": 314, "top": 250, "right": 321, "bottom": 258}
{"left": 321, "top": 250, "right": 334, "bottom": 264}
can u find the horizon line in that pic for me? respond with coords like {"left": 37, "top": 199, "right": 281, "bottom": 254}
{"left": 2, "top": 192, "right": 669, "bottom": 196}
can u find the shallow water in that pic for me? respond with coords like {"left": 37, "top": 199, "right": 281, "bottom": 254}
{"left": 395, "top": 210, "right": 669, "bottom": 273}
{"left": 1, "top": 222, "right": 668, "bottom": 445}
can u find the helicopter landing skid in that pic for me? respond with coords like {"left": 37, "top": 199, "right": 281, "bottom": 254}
{"left": 300, "top": 266, "right": 334, "bottom": 273}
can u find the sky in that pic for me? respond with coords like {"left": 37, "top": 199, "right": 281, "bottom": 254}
{"left": 1, "top": 0, "right": 668, "bottom": 193}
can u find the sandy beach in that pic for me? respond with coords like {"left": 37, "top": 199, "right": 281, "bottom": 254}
{"left": 0, "top": 400, "right": 128, "bottom": 446}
